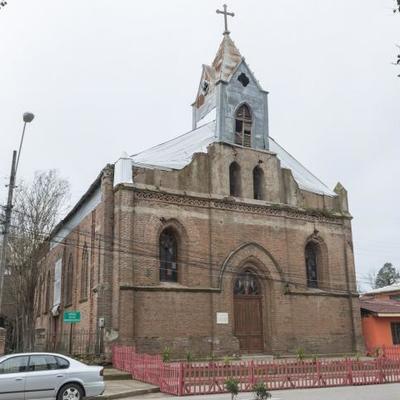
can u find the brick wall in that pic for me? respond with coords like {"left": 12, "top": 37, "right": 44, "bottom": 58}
{"left": 35, "top": 143, "right": 363, "bottom": 358}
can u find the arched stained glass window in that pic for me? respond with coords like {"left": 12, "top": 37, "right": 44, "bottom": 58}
{"left": 305, "top": 242, "right": 319, "bottom": 288}
{"left": 45, "top": 272, "right": 51, "bottom": 313}
{"left": 65, "top": 254, "right": 73, "bottom": 305}
{"left": 160, "top": 228, "right": 178, "bottom": 282}
{"left": 234, "top": 269, "right": 261, "bottom": 296}
{"left": 81, "top": 243, "right": 89, "bottom": 300}
{"left": 235, "top": 104, "right": 252, "bottom": 147}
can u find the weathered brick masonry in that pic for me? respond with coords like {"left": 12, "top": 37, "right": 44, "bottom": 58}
{"left": 34, "top": 31, "right": 364, "bottom": 358}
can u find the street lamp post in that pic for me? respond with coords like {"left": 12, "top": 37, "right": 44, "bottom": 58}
{"left": 0, "top": 112, "right": 35, "bottom": 316}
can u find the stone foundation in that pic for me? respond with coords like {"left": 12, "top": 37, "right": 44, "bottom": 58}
{"left": 134, "top": 335, "right": 240, "bottom": 359}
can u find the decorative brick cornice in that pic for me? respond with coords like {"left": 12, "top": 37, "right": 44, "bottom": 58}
{"left": 120, "top": 285, "right": 220, "bottom": 293}
{"left": 132, "top": 188, "right": 348, "bottom": 224}
{"left": 286, "top": 289, "right": 359, "bottom": 298}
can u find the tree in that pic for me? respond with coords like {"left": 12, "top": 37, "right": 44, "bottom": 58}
{"left": 394, "top": 1, "right": 400, "bottom": 76}
{"left": 7, "top": 170, "right": 69, "bottom": 351}
{"left": 374, "top": 262, "right": 400, "bottom": 289}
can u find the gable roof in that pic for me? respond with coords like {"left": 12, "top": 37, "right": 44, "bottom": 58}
{"left": 130, "top": 121, "right": 336, "bottom": 197}
{"left": 212, "top": 34, "right": 243, "bottom": 82}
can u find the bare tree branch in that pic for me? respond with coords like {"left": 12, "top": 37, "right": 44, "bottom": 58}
{"left": 7, "top": 170, "right": 69, "bottom": 351}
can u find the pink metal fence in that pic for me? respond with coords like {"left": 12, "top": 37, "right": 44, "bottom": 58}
{"left": 112, "top": 345, "right": 400, "bottom": 396}
{"left": 380, "top": 345, "right": 400, "bottom": 359}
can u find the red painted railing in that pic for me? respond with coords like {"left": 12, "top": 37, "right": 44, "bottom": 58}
{"left": 381, "top": 345, "right": 400, "bottom": 359}
{"left": 112, "top": 345, "right": 400, "bottom": 396}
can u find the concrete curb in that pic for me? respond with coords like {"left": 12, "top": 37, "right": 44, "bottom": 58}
{"left": 93, "top": 387, "right": 160, "bottom": 400}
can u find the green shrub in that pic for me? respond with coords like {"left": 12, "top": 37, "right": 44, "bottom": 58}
{"left": 223, "top": 355, "right": 233, "bottom": 365}
{"left": 162, "top": 346, "right": 171, "bottom": 363}
{"left": 225, "top": 378, "right": 239, "bottom": 400}
{"left": 185, "top": 351, "right": 193, "bottom": 363}
{"left": 253, "top": 382, "right": 272, "bottom": 400}
{"left": 296, "top": 347, "right": 305, "bottom": 361}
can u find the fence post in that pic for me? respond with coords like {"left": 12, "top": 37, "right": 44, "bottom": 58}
{"left": 250, "top": 360, "right": 255, "bottom": 386}
{"left": 178, "top": 362, "right": 184, "bottom": 396}
{"left": 347, "top": 359, "right": 353, "bottom": 385}
{"left": 377, "top": 357, "right": 384, "bottom": 384}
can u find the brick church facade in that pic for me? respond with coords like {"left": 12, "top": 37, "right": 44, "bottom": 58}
{"left": 34, "top": 28, "right": 364, "bottom": 357}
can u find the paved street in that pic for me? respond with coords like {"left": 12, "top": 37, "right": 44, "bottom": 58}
{"left": 134, "top": 383, "right": 400, "bottom": 400}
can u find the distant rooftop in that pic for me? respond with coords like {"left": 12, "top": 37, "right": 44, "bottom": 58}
{"left": 363, "top": 282, "right": 400, "bottom": 295}
{"left": 360, "top": 298, "right": 400, "bottom": 315}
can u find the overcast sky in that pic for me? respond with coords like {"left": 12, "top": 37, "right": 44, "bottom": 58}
{"left": 0, "top": 0, "right": 399, "bottom": 290}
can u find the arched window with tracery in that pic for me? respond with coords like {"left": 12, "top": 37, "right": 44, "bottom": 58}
{"left": 234, "top": 269, "right": 261, "bottom": 296}
{"left": 253, "top": 166, "right": 265, "bottom": 200}
{"left": 305, "top": 242, "right": 319, "bottom": 288}
{"left": 229, "top": 162, "right": 241, "bottom": 197}
{"left": 65, "top": 254, "right": 74, "bottom": 305}
{"left": 159, "top": 228, "right": 178, "bottom": 282}
{"left": 81, "top": 243, "right": 89, "bottom": 300}
{"left": 235, "top": 104, "right": 252, "bottom": 147}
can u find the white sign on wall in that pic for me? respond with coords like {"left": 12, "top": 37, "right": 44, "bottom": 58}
{"left": 216, "top": 312, "right": 229, "bottom": 325}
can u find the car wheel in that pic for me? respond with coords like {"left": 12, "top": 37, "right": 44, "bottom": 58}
{"left": 57, "top": 383, "right": 84, "bottom": 400}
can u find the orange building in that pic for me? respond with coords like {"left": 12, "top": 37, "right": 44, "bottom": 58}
{"left": 360, "top": 284, "right": 400, "bottom": 351}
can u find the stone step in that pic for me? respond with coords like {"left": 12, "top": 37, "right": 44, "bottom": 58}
{"left": 103, "top": 368, "right": 133, "bottom": 381}
{"left": 89, "top": 380, "right": 160, "bottom": 400}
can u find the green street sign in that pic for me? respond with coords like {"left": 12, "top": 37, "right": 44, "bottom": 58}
{"left": 64, "top": 311, "right": 81, "bottom": 323}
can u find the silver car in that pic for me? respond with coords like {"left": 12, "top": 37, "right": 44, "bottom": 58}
{"left": 0, "top": 352, "right": 105, "bottom": 400}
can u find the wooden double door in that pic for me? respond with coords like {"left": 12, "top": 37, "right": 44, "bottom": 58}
{"left": 233, "top": 269, "right": 264, "bottom": 353}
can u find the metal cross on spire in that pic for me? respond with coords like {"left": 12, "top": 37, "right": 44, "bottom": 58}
{"left": 216, "top": 4, "right": 235, "bottom": 35}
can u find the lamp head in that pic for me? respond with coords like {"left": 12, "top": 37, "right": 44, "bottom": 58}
{"left": 23, "top": 112, "right": 34, "bottom": 123}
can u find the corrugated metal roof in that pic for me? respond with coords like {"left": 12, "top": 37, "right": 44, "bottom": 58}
{"left": 130, "top": 121, "right": 336, "bottom": 197}
{"left": 364, "top": 283, "right": 400, "bottom": 295}
{"left": 360, "top": 298, "right": 400, "bottom": 314}
{"left": 131, "top": 122, "right": 217, "bottom": 170}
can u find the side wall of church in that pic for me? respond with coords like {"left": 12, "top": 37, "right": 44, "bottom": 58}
{"left": 34, "top": 167, "right": 116, "bottom": 355}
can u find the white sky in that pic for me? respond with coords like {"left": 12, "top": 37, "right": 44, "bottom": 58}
{"left": 0, "top": 0, "right": 399, "bottom": 290}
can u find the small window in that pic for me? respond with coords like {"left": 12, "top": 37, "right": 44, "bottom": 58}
{"left": 391, "top": 322, "right": 400, "bottom": 345}
{"left": 29, "top": 355, "right": 59, "bottom": 372}
{"left": 159, "top": 228, "right": 178, "bottom": 282}
{"left": 0, "top": 356, "right": 29, "bottom": 374}
{"left": 305, "top": 242, "right": 319, "bottom": 288}
{"left": 229, "top": 162, "right": 241, "bottom": 197}
{"left": 238, "top": 72, "right": 250, "bottom": 87}
{"left": 235, "top": 104, "right": 252, "bottom": 147}
{"left": 56, "top": 356, "right": 70, "bottom": 370}
{"left": 390, "top": 295, "right": 400, "bottom": 302}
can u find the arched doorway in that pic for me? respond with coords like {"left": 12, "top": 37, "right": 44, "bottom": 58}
{"left": 233, "top": 269, "right": 263, "bottom": 353}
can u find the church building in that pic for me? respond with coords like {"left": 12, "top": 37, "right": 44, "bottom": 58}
{"left": 35, "top": 8, "right": 363, "bottom": 357}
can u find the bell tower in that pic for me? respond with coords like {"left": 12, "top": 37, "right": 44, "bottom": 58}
{"left": 192, "top": 5, "right": 270, "bottom": 150}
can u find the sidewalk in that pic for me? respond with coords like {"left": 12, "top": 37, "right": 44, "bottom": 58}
{"left": 90, "top": 379, "right": 160, "bottom": 399}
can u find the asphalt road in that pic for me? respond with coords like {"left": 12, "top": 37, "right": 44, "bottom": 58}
{"left": 136, "top": 383, "right": 400, "bottom": 400}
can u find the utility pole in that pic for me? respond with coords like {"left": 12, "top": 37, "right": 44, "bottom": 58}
{"left": 0, "top": 151, "right": 17, "bottom": 314}
{"left": 0, "top": 112, "right": 34, "bottom": 316}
